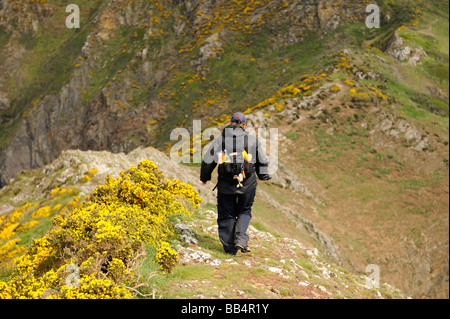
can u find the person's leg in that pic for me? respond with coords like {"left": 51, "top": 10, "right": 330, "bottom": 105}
{"left": 234, "top": 188, "right": 256, "bottom": 249}
{"left": 217, "top": 192, "right": 238, "bottom": 255}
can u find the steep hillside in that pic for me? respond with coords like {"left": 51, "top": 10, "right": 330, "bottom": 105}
{"left": 0, "top": 147, "right": 407, "bottom": 299}
{"left": 0, "top": 0, "right": 375, "bottom": 185}
{"left": 0, "top": 0, "right": 448, "bottom": 298}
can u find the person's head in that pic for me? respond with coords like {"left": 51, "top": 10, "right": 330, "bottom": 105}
{"left": 230, "top": 112, "right": 247, "bottom": 129}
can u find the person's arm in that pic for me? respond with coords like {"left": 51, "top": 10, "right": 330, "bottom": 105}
{"left": 200, "top": 138, "right": 220, "bottom": 183}
{"left": 255, "top": 139, "right": 271, "bottom": 181}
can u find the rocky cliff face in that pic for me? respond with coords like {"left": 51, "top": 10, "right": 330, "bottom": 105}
{"left": 0, "top": 68, "right": 158, "bottom": 187}
{"left": 0, "top": 0, "right": 369, "bottom": 187}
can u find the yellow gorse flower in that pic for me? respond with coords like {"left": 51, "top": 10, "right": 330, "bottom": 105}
{"left": 31, "top": 206, "right": 51, "bottom": 219}
{"left": 156, "top": 241, "right": 178, "bottom": 273}
{"left": 0, "top": 160, "right": 202, "bottom": 299}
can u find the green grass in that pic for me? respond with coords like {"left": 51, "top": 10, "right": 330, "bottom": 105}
{"left": 399, "top": 28, "right": 449, "bottom": 89}
{"left": 193, "top": 28, "right": 328, "bottom": 112}
{"left": 84, "top": 25, "right": 148, "bottom": 105}
{"left": 349, "top": 1, "right": 449, "bottom": 128}
{"left": 0, "top": 1, "right": 106, "bottom": 153}
{"left": 310, "top": 126, "right": 366, "bottom": 163}
{"left": 137, "top": 243, "right": 217, "bottom": 298}
{"left": 284, "top": 130, "right": 300, "bottom": 141}
{"left": 381, "top": 77, "right": 448, "bottom": 130}
{"left": 15, "top": 191, "right": 79, "bottom": 247}
{"left": 421, "top": 58, "right": 449, "bottom": 87}
{"left": 0, "top": 28, "right": 11, "bottom": 47}
{"left": 401, "top": 179, "right": 430, "bottom": 190}
{"left": 197, "top": 233, "right": 225, "bottom": 256}
{"left": 16, "top": 214, "right": 55, "bottom": 248}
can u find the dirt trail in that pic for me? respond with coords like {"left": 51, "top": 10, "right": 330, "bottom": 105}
{"left": 417, "top": 18, "right": 438, "bottom": 37}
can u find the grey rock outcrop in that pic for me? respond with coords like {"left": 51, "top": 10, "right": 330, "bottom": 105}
{"left": 175, "top": 224, "right": 199, "bottom": 245}
{"left": 383, "top": 31, "right": 427, "bottom": 65}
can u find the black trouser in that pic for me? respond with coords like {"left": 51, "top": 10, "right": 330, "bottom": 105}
{"left": 217, "top": 188, "right": 256, "bottom": 255}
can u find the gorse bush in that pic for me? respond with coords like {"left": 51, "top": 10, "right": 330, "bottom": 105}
{"left": 0, "top": 160, "right": 202, "bottom": 299}
{"left": 156, "top": 241, "right": 178, "bottom": 274}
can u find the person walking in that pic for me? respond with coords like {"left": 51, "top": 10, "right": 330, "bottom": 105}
{"left": 200, "top": 112, "right": 271, "bottom": 255}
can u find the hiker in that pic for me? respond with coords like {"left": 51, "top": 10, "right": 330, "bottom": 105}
{"left": 200, "top": 112, "right": 271, "bottom": 255}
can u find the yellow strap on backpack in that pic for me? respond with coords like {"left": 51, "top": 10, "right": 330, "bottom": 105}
{"left": 242, "top": 150, "right": 252, "bottom": 162}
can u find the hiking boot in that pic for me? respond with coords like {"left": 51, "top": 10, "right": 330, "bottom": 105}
{"left": 235, "top": 244, "right": 251, "bottom": 253}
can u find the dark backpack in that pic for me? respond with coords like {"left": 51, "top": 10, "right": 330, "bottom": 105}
{"left": 218, "top": 133, "right": 253, "bottom": 187}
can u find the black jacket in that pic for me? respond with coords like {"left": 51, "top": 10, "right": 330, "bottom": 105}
{"left": 200, "top": 125, "right": 271, "bottom": 195}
